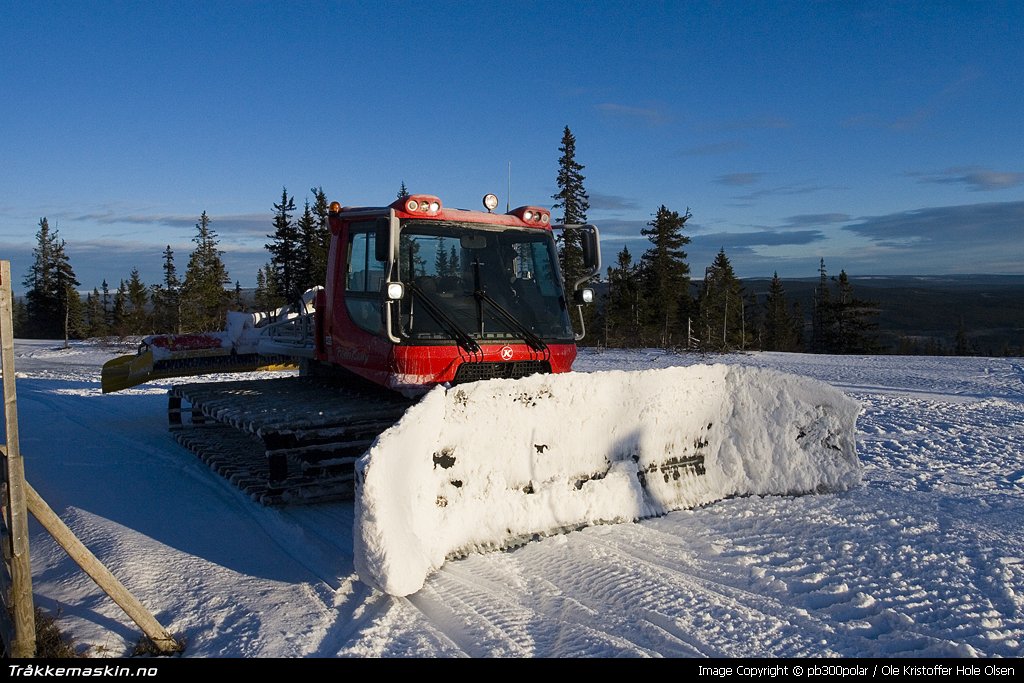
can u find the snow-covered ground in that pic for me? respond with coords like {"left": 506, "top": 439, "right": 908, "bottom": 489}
{"left": 5, "top": 340, "right": 1024, "bottom": 658}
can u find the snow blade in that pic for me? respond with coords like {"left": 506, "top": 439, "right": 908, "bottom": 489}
{"left": 101, "top": 350, "right": 158, "bottom": 394}
{"left": 101, "top": 348, "right": 297, "bottom": 393}
{"left": 353, "top": 363, "right": 862, "bottom": 596}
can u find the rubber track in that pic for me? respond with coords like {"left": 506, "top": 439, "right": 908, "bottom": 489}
{"left": 168, "top": 375, "right": 418, "bottom": 505}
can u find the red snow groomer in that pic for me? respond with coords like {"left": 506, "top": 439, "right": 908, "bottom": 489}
{"left": 102, "top": 192, "right": 602, "bottom": 502}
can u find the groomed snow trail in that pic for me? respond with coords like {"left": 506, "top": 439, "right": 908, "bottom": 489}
{"left": 9, "top": 341, "right": 1024, "bottom": 657}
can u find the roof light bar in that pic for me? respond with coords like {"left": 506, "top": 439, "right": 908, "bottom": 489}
{"left": 402, "top": 194, "right": 442, "bottom": 215}
{"left": 509, "top": 205, "right": 551, "bottom": 225}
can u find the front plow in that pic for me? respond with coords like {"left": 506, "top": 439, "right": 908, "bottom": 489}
{"left": 353, "top": 363, "right": 862, "bottom": 596}
{"left": 101, "top": 346, "right": 298, "bottom": 393}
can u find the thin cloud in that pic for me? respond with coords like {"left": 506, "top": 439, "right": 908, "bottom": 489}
{"left": 693, "top": 229, "right": 826, "bottom": 249}
{"left": 716, "top": 172, "right": 764, "bottom": 186}
{"left": 588, "top": 192, "right": 640, "bottom": 211}
{"left": 677, "top": 140, "right": 747, "bottom": 156}
{"left": 841, "top": 113, "right": 886, "bottom": 129}
{"left": 906, "top": 167, "right": 1024, "bottom": 192}
{"left": 844, "top": 200, "right": 1024, "bottom": 242}
{"left": 596, "top": 102, "right": 671, "bottom": 126}
{"left": 67, "top": 211, "right": 269, "bottom": 236}
{"left": 732, "top": 183, "right": 845, "bottom": 203}
{"left": 846, "top": 67, "right": 983, "bottom": 132}
{"left": 780, "top": 213, "right": 852, "bottom": 228}
{"left": 890, "top": 66, "right": 982, "bottom": 131}
{"left": 696, "top": 117, "right": 791, "bottom": 133}
{"left": 593, "top": 218, "right": 651, "bottom": 241}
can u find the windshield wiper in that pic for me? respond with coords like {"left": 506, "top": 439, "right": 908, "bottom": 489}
{"left": 473, "top": 289, "right": 548, "bottom": 352}
{"left": 409, "top": 283, "right": 481, "bottom": 354}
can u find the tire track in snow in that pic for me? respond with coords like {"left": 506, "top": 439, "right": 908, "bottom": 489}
{"left": 1011, "top": 363, "right": 1024, "bottom": 393}
{"left": 406, "top": 554, "right": 674, "bottom": 657}
{"left": 524, "top": 524, "right": 840, "bottom": 658}
{"left": 395, "top": 516, "right": 835, "bottom": 658}
{"left": 689, "top": 488, "right": 1021, "bottom": 657}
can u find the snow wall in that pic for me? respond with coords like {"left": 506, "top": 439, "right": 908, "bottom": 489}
{"left": 353, "top": 364, "right": 863, "bottom": 597}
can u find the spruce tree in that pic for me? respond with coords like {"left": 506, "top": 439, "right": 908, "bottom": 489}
{"left": 111, "top": 279, "right": 128, "bottom": 337}
{"left": 434, "top": 237, "right": 451, "bottom": 276}
{"left": 552, "top": 126, "right": 590, "bottom": 293}
{"left": 22, "top": 218, "right": 81, "bottom": 342}
{"left": 551, "top": 127, "right": 598, "bottom": 339}
{"left": 811, "top": 261, "right": 880, "bottom": 354}
{"left": 604, "top": 245, "right": 643, "bottom": 347}
{"left": 101, "top": 279, "right": 112, "bottom": 331}
{"left": 266, "top": 187, "right": 299, "bottom": 303}
{"left": 449, "top": 245, "right": 460, "bottom": 274}
{"left": 812, "top": 258, "right": 835, "bottom": 353}
{"left": 125, "top": 267, "right": 149, "bottom": 334}
{"left": 309, "top": 186, "right": 331, "bottom": 289}
{"left": 151, "top": 245, "right": 181, "bottom": 334}
{"left": 639, "top": 205, "right": 692, "bottom": 347}
{"left": 232, "top": 280, "right": 245, "bottom": 311}
{"left": 831, "top": 270, "right": 881, "bottom": 354}
{"left": 85, "top": 287, "right": 107, "bottom": 337}
{"left": 255, "top": 267, "right": 267, "bottom": 311}
{"left": 955, "top": 316, "right": 971, "bottom": 356}
{"left": 53, "top": 236, "right": 82, "bottom": 346}
{"left": 11, "top": 298, "right": 27, "bottom": 337}
{"left": 180, "top": 211, "right": 231, "bottom": 332}
{"left": 22, "top": 217, "right": 57, "bottom": 338}
{"left": 698, "top": 248, "right": 744, "bottom": 351}
{"left": 295, "top": 199, "right": 318, "bottom": 295}
{"left": 397, "top": 182, "right": 410, "bottom": 199}
{"left": 254, "top": 263, "right": 283, "bottom": 313}
{"left": 761, "top": 272, "right": 801, "bottom": 352}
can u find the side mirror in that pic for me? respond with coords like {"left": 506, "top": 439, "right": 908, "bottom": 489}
{"left": 581, "top": 227, "right": 600, "bottom": 272}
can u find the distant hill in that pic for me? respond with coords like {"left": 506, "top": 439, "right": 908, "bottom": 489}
{"left": 740, "top": 274, "right": 1024, "bottom": 356}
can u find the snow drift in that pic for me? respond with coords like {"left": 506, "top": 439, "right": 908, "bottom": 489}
{"left": 353, "top": 364, "right": 862, "bottom": 596}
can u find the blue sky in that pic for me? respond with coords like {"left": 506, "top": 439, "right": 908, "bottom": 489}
{"left": 2, "top": 1, "right": 1022, "bottom": 294}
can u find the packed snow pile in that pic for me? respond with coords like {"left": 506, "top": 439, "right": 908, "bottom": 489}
{"left": 354, "top": 363, "right": 863, "bottom": 596}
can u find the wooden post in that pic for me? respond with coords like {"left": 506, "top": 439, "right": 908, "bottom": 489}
{"left": 24, "top": 482, "right": 181, "bottom": 655}
{"left": 0, "top": 260, "right": 35, "bottom": 658}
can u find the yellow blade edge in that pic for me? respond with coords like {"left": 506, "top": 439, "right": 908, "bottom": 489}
{"left": 101, "top": 351, "right": 156, "bottom": 393}
{"left": 101, "top": 350, "right": 300, "bottom": 393}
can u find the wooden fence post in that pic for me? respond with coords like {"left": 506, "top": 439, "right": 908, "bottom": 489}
{"left": 0, "top": 260, "right": 36, "bottom": 657}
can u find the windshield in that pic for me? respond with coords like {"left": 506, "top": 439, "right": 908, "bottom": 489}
{"left": 395, "top": 221, "right": 574, "bottom": 343}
